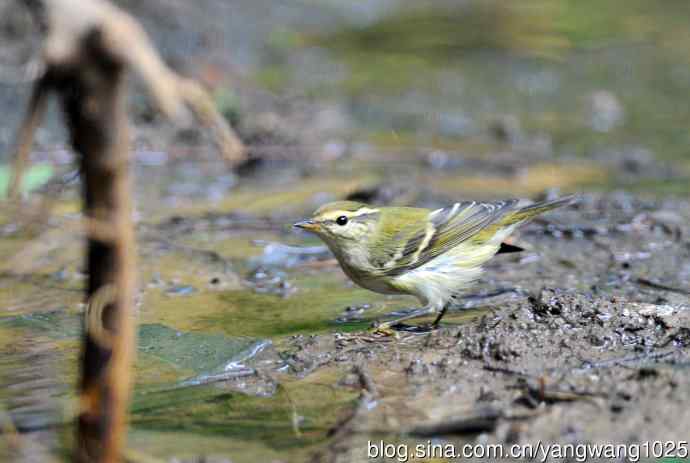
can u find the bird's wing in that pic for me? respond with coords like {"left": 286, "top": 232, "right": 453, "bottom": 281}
{"left": 380, "top": 200, "right": 518, "bottom": 276}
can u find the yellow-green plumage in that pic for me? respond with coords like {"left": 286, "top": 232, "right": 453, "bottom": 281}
{"left": 295, "top": 195, "right": 576, "bottom": 328}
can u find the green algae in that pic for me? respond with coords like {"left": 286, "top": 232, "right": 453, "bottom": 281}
{"left": 138, "top": 323, "right": 261, "bottom": 376}
{"left": 1, "top": 312, "right": 357, "bottom": 463}
{"left": 201, "top": 234, "right": 274, "bottom": 261}
{"left": 143, "top": 269, "right": 401, "bottom": 338}
{"left": 0, "top": 310, "right": 264, "bottom": 380}
{"left": 129, "top": 367, "right": 358, "bottom": 462}
{"left": 0, "top": 309, "right": 82, "bottom": 339}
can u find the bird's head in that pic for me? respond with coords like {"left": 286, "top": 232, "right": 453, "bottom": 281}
{"left": 293, "top": 201, "right": 380, "bottom": 244}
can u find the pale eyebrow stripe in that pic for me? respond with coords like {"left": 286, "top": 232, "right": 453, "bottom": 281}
{"left": 351, "top": 207, "right": 380, "bottom": 217}
{"left": 350, "top": 212, "right": 379, "bottom": 223}
{"left": 321, "top": 212, "right": 379, "bottom": 226}
{"left": 320, "top": 207, "right": 380, "bottom": 221}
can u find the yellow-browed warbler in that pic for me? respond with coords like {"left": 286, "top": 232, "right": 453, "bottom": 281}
{"left": 294, "top": 196, "right": 576, "bottom": 330}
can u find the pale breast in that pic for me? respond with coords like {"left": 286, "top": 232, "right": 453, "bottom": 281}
{"left": 327, "top": 241, "right": 403, "bottom": 295}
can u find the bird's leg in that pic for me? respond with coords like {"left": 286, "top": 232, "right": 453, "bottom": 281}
{"left": 431, "top": 304, "right": 450, "bottom": 327}
{"left": 374, "top": 306, "right": 437, "bottom": 331}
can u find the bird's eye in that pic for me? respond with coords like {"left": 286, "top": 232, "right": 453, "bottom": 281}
{"left": 336, "top": 215, "right": 348, "bottom": 226}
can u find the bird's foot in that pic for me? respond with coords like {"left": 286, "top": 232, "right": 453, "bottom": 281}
{"left": 370, "top": 319, "right": 437, "bottom": 336}
{"left": 369, "top": 320, "right": 400, "bottom": 337}
{"left": 370, "top": 306, "right": 439, "bottom": 335}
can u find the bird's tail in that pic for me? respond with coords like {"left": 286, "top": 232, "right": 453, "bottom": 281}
{"left": 501, "top": 194, "right": 578, "bottom": 225}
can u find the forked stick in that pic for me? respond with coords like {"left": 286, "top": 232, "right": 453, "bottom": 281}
{"left": 11, "top": 1, "right": 246, "bottom": 462}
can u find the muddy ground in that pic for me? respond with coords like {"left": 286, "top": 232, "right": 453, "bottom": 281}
{"left": 245, "top": 193, "right": 690, "bottom": 462}
{"left": 7, "top": 175, "right": 690, "bottom": 462}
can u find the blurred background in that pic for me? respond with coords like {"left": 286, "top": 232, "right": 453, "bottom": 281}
{"left": 3, "top": 0, "right": 690, "bottom": 202}
{"left": 1, "top": 0, "right": 689, "bottom": 461}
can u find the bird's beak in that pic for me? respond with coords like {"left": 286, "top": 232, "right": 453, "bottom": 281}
{"left": 293, "top": 219, "right": 319, "bottom": 231}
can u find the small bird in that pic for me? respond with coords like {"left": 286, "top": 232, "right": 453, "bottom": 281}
{"left": 294, "top": 195, "right": 576, "bottom": 330}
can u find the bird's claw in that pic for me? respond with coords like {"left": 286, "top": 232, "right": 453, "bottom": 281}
{"left": 369, "top": 320, "right": 400, "bottom": 337}
{"left": 370, "top": 320, "right": 437, "bottom": 336}
{"left": 368, "top": 306, "right": 442, "bottom": 334}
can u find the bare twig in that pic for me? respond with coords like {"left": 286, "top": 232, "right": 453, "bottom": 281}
{"left": 10, "top": 1, "right": 246, "bottom": 461}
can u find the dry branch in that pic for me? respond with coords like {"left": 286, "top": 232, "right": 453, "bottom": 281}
{"left": 10, "top": 0, "right": 246, "bottom": 461}
{"left": 9, "top": 0, "right": 246, "bottom": 201}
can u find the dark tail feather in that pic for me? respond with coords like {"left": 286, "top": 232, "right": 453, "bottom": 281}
{"left": 497, "top": 242, "right": 524, "bottom": 254}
